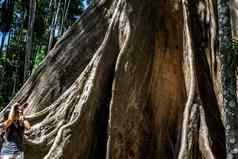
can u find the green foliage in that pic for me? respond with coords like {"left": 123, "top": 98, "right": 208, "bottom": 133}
{"left": 32, "top": 46, "right": 47, "bottom": 71}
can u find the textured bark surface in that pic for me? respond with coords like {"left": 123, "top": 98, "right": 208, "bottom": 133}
{"left": 217, "top": 0, "right": 238, "bottom": 157}
{"left": 0, "top": 0, "right": 229, "bottom": 158}
{"left": 230, "top": 0, "right": 238, "bottom": 38}
{"left": 4, "top": 5, "right": 108, "bottom": 114}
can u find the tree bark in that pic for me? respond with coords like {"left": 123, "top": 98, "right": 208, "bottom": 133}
{"left": 217, "top": 0, "right": 238, "bottom": 157}
{"left": 0, "top": 0, "right": 229, "bottom": 158}
{"left": 24, "top": 0, "right": 37, "bottom": 81}
{"left": 230, "top": 0, "right": 238, "bottom": 39}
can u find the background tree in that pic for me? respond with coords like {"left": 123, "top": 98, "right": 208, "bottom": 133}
{"left": 217, "top": 0, "right": 238, "bottom": 156}
{"left": 24, "top": 0, "right": 36, "bottom": 81}
{"left": 0, "top": 0, "right": 89, "bottom": 108}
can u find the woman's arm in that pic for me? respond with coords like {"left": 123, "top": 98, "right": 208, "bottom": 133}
{"left": 3, "top": 103, "right": 19, "bottom": 128}
{"left": 19, "top": 115, "right": 31, "bottom": 130}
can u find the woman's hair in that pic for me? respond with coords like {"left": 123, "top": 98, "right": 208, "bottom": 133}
{"left": 16, "top": 102, "right": 29, "bottom": 112}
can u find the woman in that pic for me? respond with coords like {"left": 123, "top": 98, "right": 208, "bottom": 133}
{"left": 0, "top": 103, "right": 31, "bottom": 159}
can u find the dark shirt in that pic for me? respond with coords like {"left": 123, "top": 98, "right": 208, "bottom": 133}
{"left": 0, "top": 121, "right": 24, "bottom": 155}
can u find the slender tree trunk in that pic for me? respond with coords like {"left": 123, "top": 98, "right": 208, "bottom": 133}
{"left": 59, "top": 0, "right": 71, "bottom": 36}
{"left": 217, "top": 0, "right": 238, "bottom": 157}
{"left": 58, "top": 0, "right": 67, "bottom": 36}
{"left": 11, "top": 71, "right": 17, "bottom": 99}
{"left": 0, "top": 31, "right": 7, "bottom": 99}
{"left": 0, "top": 32, "right": 7, "bottom": 58}
{"left": 48, "top": 0, "right": 61, "bottom": 52}
{"left": 24, "top": 0, "right": 37, "bottom": 81}
{"left": 230, "top": 0, "right": 238, "bottom": 39}
{"left": 6, "top": 30, "right": 12, "bottom": 55}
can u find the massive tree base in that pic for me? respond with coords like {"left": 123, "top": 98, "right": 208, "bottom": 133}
{"left": 0, "top": 0, "right": 226, "bottom": 158}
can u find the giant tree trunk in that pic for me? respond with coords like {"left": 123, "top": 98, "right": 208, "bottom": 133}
{"left": 0, "top": 0, "right": 228, "bottom": 158}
